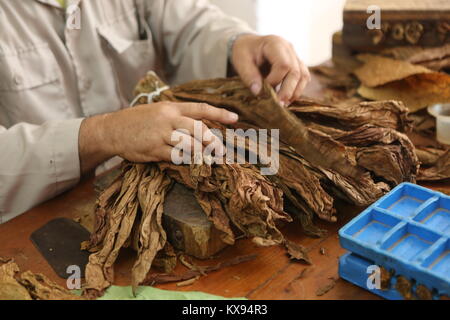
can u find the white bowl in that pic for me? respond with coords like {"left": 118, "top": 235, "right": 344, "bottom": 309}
{"left": 428, "top": 103, "right": 450, "bottom": 145}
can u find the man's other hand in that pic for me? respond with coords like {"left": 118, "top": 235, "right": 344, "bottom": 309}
{"left": 231, "top": 34, "right": 311, "bottom": 107}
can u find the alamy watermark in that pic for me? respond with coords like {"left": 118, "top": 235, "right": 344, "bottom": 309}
{"left": 367, "top": 265, "right": 382, "bottom": 290}
{"left": 366, "top": 5, "right": 381, "bottom": 30}
{"left": 66, "top": 265, "right": 81, "bottom": 290}
{"left": 66, "top": 4, "right": 81, "bottom": 30}
{"left": 170, "top": 121, "right": 280, "bottom": 176}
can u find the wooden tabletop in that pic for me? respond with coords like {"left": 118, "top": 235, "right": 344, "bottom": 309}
{"left": 0, "top": 77, "right": 448, "bottom": 300}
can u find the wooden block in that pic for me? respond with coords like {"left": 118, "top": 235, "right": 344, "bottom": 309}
{"left": 162, "top": 183, "right": 228, "bottom": 259}
{"left": 343, "top": 0, "right": 450, "bottom": 51}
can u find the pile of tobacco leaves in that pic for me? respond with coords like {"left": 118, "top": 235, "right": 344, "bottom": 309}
{"left": 82, "top": 72, "right": 420, "bottom": 298}
{"left": 312, "top": 42, "right": 450, "bottom": 181}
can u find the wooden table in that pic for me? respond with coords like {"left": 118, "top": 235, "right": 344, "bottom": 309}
{"left": 0, "top": 78, "right": 448, "bottom": 300}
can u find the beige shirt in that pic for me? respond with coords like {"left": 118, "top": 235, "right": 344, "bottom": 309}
{"left": 0, "top": 0, "right": 253, "bottom": 223}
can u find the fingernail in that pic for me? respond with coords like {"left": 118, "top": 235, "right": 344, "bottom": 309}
{"left": 228, "top": 112, "right": 239, "bottom": 122}
{"left": 250, "top": 82, "right": 261, "bottom": 96}
{"left": 280, "top": 100, "right": 289, "bottom": 108}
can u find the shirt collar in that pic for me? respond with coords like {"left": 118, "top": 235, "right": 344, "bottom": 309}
{"left": 36, "top": 0, "right": 63, "bottom": 9}
{"left": 36, "top": 0, "right": 81, "bottom": 9}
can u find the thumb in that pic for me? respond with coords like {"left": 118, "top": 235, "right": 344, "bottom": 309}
{"left": 234, "top": 54, "right": 263, "bottom": 96}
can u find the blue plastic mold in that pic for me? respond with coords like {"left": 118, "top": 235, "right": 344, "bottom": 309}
{"left": 339, "top": 252, "right": 406, "bottom": 300}
{"left": 339, "top": 183, "right": 450, "bottom": 298}
{"left": 338, "top": 252, "right": 445, "bottom": 300}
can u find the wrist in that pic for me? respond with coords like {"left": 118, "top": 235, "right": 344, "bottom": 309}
{"left": 228, "top": 33, "right": 258, "bottom": 66}
{"left": 79, "top": 114, "right": 117, "bottom": 175}
{"left": 95, "top": 113, "right": 118, "bottom": 157}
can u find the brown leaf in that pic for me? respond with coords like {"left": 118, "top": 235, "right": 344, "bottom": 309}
{"left": 381, "top": 44, "right": 450, "bottom": 71}
{"left": 285, "top": 240, "right": 312, "bottom": 265}
{"left": 0, "top": 261, "right": 82, "bottom": 300}
{"left": 19, "top": 271, "right": 84, "bottom": 300}
{"left": 358, "top": 73, "right": 450, "bottom": 112}
{"left": 84, "top": 164, "right": 152, "bottom": 298}
{"left": 0, "top": 261, "right": 32, "bottom": 300}
{"left": 418, "top": 149, "right": 450, "bottom": 181}
{"left": 354, "top": 54, "right": 431, "bottom": 87}
{"left": 172, "top": 78, "right": 367, "bottom": 181}
{"left": 131, "top": 165, "right": 172, "bottom": 290}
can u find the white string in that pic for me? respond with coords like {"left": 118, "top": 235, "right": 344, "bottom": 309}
{"left": 129, "top": 86, "right": 170, "bottom": 107}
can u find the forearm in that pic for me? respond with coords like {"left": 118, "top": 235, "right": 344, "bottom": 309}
{"left": 78, "top": 114, "right": 116, "bottom": 176}
{"left": 0, "top": 120, "right": 83, "bottom": 223}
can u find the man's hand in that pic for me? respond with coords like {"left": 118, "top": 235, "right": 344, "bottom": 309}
{"left": 78, "top": 102, "right": 239, "bottom": 175}
{"left": 231, "top": 34, "right": 311, "bottom": 107}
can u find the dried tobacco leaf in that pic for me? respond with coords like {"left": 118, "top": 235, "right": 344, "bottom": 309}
{"left": 381, "top": 44, "right": 450, "bottom": 71}
{"left": 84, "top": 164, "right": 150, "bottom": 297}
{"left": 395, "top": 276, "right": 413, "bottom": 300}
{"left": 171, "top": 78, "right": 366, "bottom": 181}
{"left": 84, "top": 178, "right": 122, "bottom": 252}
{"left": 163, "top": 79, "right": 417, "bottom": 217}
{"left": 418, "top": 150, "right": 450, "bottom": 181}
{"left": 289, "top": 100, "right": 412, "bottom": 133}
{"left": 0, "top": 260, "right": 82, "bottom": 300}
{"left": 285, "top": 240, "right": 311, "bottom": 265}
{"left": 276, "top": 150, "right": 335, "bottom": 223}
{"left": 380, "top": 267, "right": 393, "bottom": 290}
{"left": 416, "top": 148, "right": 445, "bottom": 166}
{"left": 415, "top": 284, "right": 433, "bottom": 300}
{"left": 381, "top": 46, "right": 431, "bottom": 62}
{"left": 131, "top": 165, "right": 172, "bottom": 290}
{"left": 420, "top": 57, "right": 450, "bottom": 71}
{"left": 159, "top": 161, "right": 291, "bottom": 246}
{"left": 335, "top": 125, "right": 418, "bottom": 185}
{"left": 354, "top": 54, "right": 431, "bottom": 87}
{"left": 164, "top": 76, "right": 417, "bottom": 222}
{"left": 358, "top": 73, "right": 450, "bottom": 113}
{"left": 19, "top": 271, "right": 83, "bottom": 300}
{"left": 0, "top": 261, "right": 32, "bottom": 300}
{"left": 311, "top": 58, "right": 449, "bottom": 181}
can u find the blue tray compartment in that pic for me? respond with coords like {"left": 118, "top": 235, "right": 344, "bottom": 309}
{"left": 339, "top": 183, "right": 450, "bottom": 298}
{"left": 377, "top": 184, "right": 436, "bottom": 218}
{"left": 342, "top": 209, "right": 400, "bottom": 246}
{"left": 381, "top": 223, "right": 441, "bottom": 262}
{"left": 422, "top": 238, "right": 450, "bottom": 281}
{"left": 413, "top": 197, "right": 450, "bottom": 235}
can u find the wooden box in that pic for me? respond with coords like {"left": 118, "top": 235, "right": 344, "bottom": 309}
{"left": 343, "top": 0, "right": 450, "bottom": 51}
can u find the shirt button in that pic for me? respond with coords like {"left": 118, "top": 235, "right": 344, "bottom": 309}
{"left": 13, "top": 75, "right": 22, "bottom": 85}
{"left": 83, "top": 79, "right": 92, "bottom": 90}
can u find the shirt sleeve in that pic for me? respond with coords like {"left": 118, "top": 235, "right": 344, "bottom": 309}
{"left": 145, "top": 0, "right": 255, "bottom": 84}
{"left": 0, "top": 119, "right": 83, "bottom": 223}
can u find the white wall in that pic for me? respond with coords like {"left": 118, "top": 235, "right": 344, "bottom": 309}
{"left": 212, "top": 0, "right": 347, "bottom": 66}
